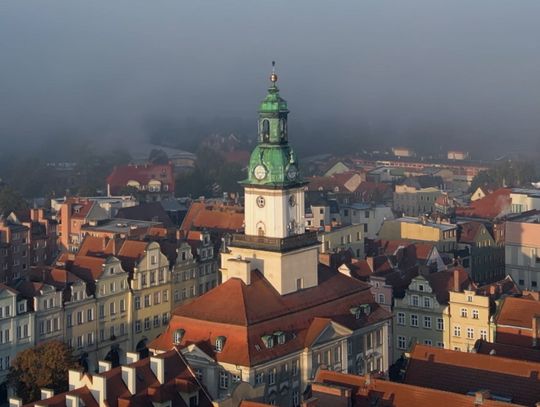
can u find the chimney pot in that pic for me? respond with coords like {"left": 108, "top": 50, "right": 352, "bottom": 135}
{"left": 9, "top": 398, "right": 22, "bottom": 407}
{"left": 98, "top": 360, "right": 112, "bottom": 373}
{"left": 453, "top": 269, "right": 461, "bottom": 292}
{"left": 126, "top": 352, "right": 140, "bottom": 364}
{"left": 40, "top": 389, "right": 54, "bottom": 400}
{"left": 150, "top": 356, "right": 165, "bottom": 384}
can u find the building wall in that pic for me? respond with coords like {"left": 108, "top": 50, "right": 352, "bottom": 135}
{"left": 0, "top": 290, "right": 34, "bottom": 386}
{"left": 448, "top": 290, "right": 492, "bottom": 352}
{"left": 393, "top": 276, "right": 449, "bottom": 361}
{"left": 319, "top": 224, "right": 364, "bottom": 258}
{"left": 129, "top": 242, "right": 171, "bottom": 353}
{"left": 245, "top": 187, "right": 305, "bottom": 238}
{"left": 393, "top": 186, "right": 442, "bottom": 217}
{"left": 222, "top": 244, "right": 319, "bottom": 295}
{"left": 509, "top": 193, "right": 540, "bottom": 214}
{"left": 340, "top": 205, "right": 394, "bottom": 239}
{"left": 505, "top": 221, "right": 540, "bottom": 289}
{"left": 379, "top": 219, "right": 457, "bottom": 253}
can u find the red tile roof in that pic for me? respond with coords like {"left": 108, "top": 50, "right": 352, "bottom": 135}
{"left": 315, "top": 369, "right": 519, "bottom": 407}
{"left": 107, "top": 164, "right": 175, "bottom": 195}
{"left": 455, "top": 188, "right": 512, "bottom": 220}
{"left": 426, "top": 268, "right": 471, "bottom": 304}
{"left": 474, "top": 340, "right": 540, "bottom": 364}
{"left": 150, "top": 267, "right": 391, "bottom": 367}
{"left": 404, "top": 344, "right": 540, "bottom": 406}
{"left": 495, "top": 296, "right": 540, "bottom": 329}
{"left": 180, "top": 201, "right": 244, "bottom": 233}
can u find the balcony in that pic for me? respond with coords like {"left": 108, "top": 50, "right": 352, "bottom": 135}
{"left": 230, "top": 231, "right": 318, "bottom": 252}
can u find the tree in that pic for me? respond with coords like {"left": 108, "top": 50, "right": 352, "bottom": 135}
{"left": 8, "top": 341, "right": 78, "bottom": 403}
{"left": 0, "top": 185, "right": 28, "bottom": 217}
{"left": 148, "top": 149, "right": 169, "bottom": 164}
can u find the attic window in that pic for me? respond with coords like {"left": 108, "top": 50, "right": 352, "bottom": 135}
{"left": 262, "top": 335, "right": 274, "bottom": 349}
{"left": 215, "top": 336, "right": 226, "bottom": 352}
{"left": 274, "top": 331, "right": 286, "bottom": 345}
{"left": 173, "top": 328, "right": 185, "bottom": 344}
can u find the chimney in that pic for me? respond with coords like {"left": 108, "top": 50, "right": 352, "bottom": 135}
{"left": 475, "top": 390, "right": 491, "bottom": 405}
{"left": 126, "top": 352, "right": 139, "bottom": 364}
{"left": 453, "top": 269, "right": 461, "bottom": 292}
{"left": 9, "top": 398, "right": 22, "bottom": 407}
{"left": 150, "top": 356, "right": 165, "bottom": 384}
{"left": 98, "top": 360, "right": 112, "bottom": 373}
{"left": 366, "top": 256, "right": 374, "bottom": 272}
{"left": 121, "top": 366, "right": 137, "bottom": 395}
{"left": 533, "top": 315, "right": 540, "bottom": 347}
{"left": 65, "top": 395, "right": 80, "bottom": 407}
{"left": 40, "top": 389, "right": 54, "bottom": 400}
{"left": 90, "top": 375, "right": 107, "bottom": 407}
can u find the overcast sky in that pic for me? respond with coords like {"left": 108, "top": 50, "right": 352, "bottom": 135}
{"left": 1, "top": 0, "right": 540, "bottom": 153}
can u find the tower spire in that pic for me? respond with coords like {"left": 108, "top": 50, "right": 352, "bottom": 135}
{"left": 270, "top": 60, "right": 278, "bottom": 84}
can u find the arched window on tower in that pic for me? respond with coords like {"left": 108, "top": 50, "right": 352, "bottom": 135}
{"left": 256, "top": 221, "right": 266, "bottom": 237}
{"left": 280, "top": 118, "right": 287, "bottom": 141}
{"left": 262, "top": 120, "right": 270, "bottom": 142}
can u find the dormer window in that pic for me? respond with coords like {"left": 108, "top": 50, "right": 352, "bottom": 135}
{"left": 215, "top": 336, "right": 226, "bottom": 352}
{"left": 275, "top": 331, "right": 286, "bottom": 345}
{"left": 262, "top": 335, "right": 274, "bottom": 349}
{"left": 173, "top": 328, "right": 185, "bottom": 344}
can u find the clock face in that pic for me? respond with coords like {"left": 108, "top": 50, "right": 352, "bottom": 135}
{"left": 256, "top": 196, "right": 266, "bottom": 208}
{"left": 289, "top": 195, "right": 296, "bottom": 207}
{"left": 287, "top": 165, "right": 298, "bottom": 180}
{"left": 254, "top": 165, "right": 267, "bottom": 180}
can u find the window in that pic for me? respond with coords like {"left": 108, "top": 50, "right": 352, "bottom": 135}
{"left": 292, "top": 359, "right": 299, "bottom": 376}
{"left": 418, "top": 284, "right": 424, "bottom": 292}
{"left": 378, "top": 293, "right": 385, "bottom": 304}
{"left": 135, "top": 320, "right": 141, "bottom": 333}
{"left": 120, "top": 299, "right": 126, "bottom": 313}
{"left": 215, "top": 336, "right": 225, "bottom": 352}
{"left": 255, "top": 373, "right": 264, "bottom": 385}
{"left": 67, "top": 313, "right": 72, "bottom": 327}
{"left": 109, "top": 302, "right": 115, "bottom": 315}
{"left": 397, "top": 336, "right": 407, "bottom": 350}
{"left": 461, "top": 308, "right": 468, "bottom": 318}
{"left": 144, "top": 318, "right": 150, "bottom": 330}
{"left": 269, "top": 369, "right": 276, "bottom": 385}
{"left": 467, "top": 327, "right": 474, "bottom": 339}
{"left": 437, "top": 342, "right": 444, "bottom": 348}
{"left": 154, "top": 291, "right": 161, "bottom": 305}
{"left": 453, "top": 325, "right": 461, "bottom": 337}
{"left": 411, "top": 295, "right": 419, "bottom": 307}
{"left": 293, "top": 390, "right": 300, "bottom": 407}
{"left": 232, "top": 374, "right": 241, "bottom": 383}
{"left": 424, "top": 339, "right": 432, "bottom": 345}
{"left": 423, "top": 297, "right": 431, "bottom": 308}
{"left": 153, "top": 315, "right": 160, "bottom": 328}
{"left": 423, "top": 316, "right": 432, "bottom": 329}
{"left": 219, "top": 371, "right": 229, "bottom": 389}
{"left": 296, "top": 278, "right": 303, "bottom": 290}
{"left": 410, "top": 314, "right": 418, "bottom": 327}
{"left": 77, "top": 311, "right": 83, "bottom": 324}
{"left": 472, "top": 309, "right": 479, "bottom": 319}
{"left": 87, "top": 332, "right": 94, "bottom": 345}
{"left": 163, "top": 290, "right": 168, "bottom": 302}
{"left": 144, "top": 295, "right": 151, "bottom": 307}
{"left": 397, "top": 312, "right": 405, "bottom": 325}
{"left": 480, "top": 329, "right": 488, "bottom": 340}
{"left": 99, "top": 305, "right": 105, "bottom": 318}
{"left": 467, "top": 295, "right": 473, "bottom": 302}
{"left": 436, "top": 318, "right": 444, "bottom": 331}
{"left": 87, "top": 308, "right": 94, "bottom": 321}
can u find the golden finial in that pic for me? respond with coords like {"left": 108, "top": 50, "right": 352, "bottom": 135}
{"left": 270, "top": 60, "right": 278, "bottom": 83}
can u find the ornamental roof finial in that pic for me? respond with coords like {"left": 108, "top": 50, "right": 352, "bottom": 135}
{"left": 270, "top": 61, "right": 278, "bottom": 84}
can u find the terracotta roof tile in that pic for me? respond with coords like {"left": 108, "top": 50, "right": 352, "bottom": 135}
{"left": 315, "top": 370, "right": 520, "bottom": 407}
{"left": 107, "top": 164, "right": 175, "bottom": 195}
{"left": 495, "top": 295, "right": 540, "bottom": 329}
{"left": 404, "top": 344, "right": 540, "bottom": 406}
{"left": 180, "top": 201, "right": 244, "bottom": 233}
{"left": 151, "top": 267, "right": 391, "bottom": 367}
{"left": 456, "top": 188, "right": 512, "bottom": 220}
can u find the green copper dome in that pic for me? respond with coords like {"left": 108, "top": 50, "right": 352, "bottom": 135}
{"left": 259, "top": 85, "right": 289, "bottom": 114}
{"left": 242, "top": 66, "right": 305, "bottom": 189}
